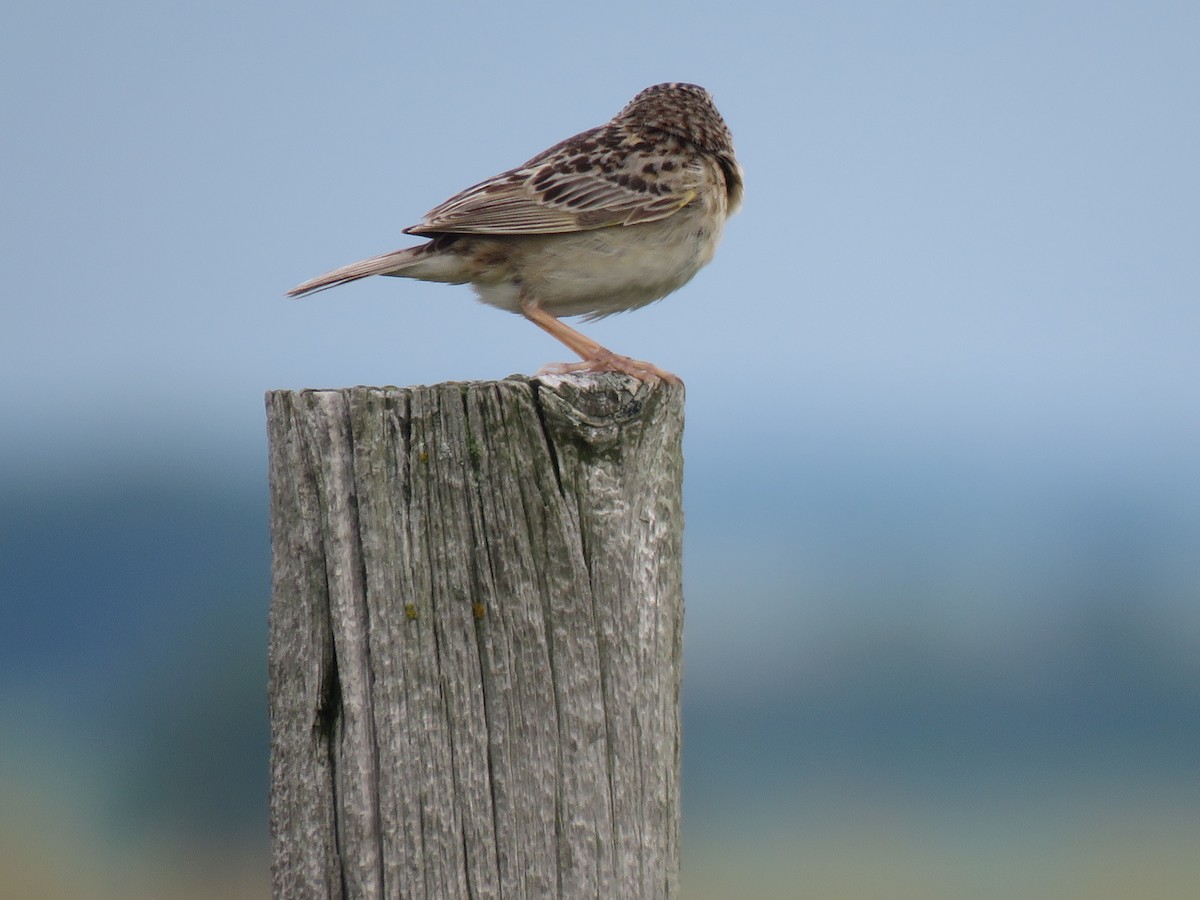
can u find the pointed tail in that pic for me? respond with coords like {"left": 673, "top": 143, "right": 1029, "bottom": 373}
{"left": 286, "top": 246, "right": 425, "bottom": 298}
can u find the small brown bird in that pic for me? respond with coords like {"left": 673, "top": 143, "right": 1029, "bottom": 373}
{"left": 288, "top": 83, "right": 743, "bottom": 383}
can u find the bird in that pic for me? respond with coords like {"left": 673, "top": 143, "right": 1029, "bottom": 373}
{"left": 287, "top": 82, "right": 743, "bottom": 383}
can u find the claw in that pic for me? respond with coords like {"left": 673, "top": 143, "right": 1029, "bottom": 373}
{"left": 537, "top": 351, "right": 681, "bottom": 385}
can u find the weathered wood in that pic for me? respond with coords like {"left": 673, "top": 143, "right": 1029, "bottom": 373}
{"left": 266, "top": 374, "right": 685, "bottom": 899}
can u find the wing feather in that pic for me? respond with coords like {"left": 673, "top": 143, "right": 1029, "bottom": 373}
{"left": 405, "top": 125, "right": 703, "bottom": 237}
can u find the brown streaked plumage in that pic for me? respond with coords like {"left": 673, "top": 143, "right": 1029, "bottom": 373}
{"left": 288, "top": 83, "right": 743, "bottom": 383}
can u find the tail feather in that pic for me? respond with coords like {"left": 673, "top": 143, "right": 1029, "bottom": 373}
{"left": 286, "top": 246, "right": 425, "bottom": 298}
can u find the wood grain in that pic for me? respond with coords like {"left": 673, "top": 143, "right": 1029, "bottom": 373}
{"left": 267, "top": 374, "right": 684, "bottom": 898}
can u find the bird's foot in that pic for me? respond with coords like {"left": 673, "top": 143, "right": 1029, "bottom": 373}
{"left": 538, "top": 350, "right": 682, "bottom": 385}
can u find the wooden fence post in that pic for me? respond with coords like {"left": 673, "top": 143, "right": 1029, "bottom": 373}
{"left": 266, "top": 374, "right": 685, "bottom": 899}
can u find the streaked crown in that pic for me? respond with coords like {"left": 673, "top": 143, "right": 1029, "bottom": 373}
{"left": 617, "top": 83, "right": 736, "bottom": 158}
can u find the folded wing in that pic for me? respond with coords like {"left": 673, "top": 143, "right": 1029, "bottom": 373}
{"left": 406, "top": 127, "right": 702, "bottom": 237}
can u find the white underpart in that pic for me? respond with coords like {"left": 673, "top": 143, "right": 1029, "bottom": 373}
{"left": 470, "top": 206, "right": 725, "bottom": 320}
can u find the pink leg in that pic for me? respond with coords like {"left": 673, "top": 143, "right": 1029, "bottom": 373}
{"left": 520, "top": 300, "right": 682, "bottom": 385}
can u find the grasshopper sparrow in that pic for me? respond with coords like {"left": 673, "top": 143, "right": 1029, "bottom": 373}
{"left": 288, "top": 82, "right": 743, "bottom": 383}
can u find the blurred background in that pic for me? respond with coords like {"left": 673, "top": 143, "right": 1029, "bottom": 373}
{"left": 3, "top": 2, "right": 1198, "bottom": 897}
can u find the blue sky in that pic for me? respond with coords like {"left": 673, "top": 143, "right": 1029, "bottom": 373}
{"left": 8, "top": 0, "right": 1194, "bottom": 671}
{"left": 4, "top": 1, "right": 1197, "bottom": 483}
{"left": 3, "top": 2, "right": 1199, "bottom": 895}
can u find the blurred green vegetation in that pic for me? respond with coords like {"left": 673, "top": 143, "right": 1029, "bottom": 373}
{"left": 2, "top": 466, "right": 1197, "bottom": 898}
